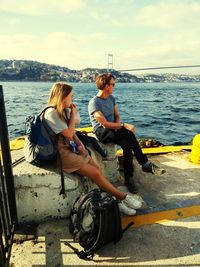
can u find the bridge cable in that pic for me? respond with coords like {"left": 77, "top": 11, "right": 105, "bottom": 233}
{"left": 117, "top": 64, "right": 200, "bottom": 72}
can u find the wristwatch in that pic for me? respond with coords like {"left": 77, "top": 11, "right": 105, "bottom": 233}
{"left": 121, "top": 122, "right": 124, "bottom": 127}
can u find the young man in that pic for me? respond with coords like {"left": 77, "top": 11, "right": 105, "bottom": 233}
{"left": 88, "top": 73, "right": 165, "bottom": 194}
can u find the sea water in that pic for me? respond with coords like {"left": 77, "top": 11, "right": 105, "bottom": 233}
{"left": 1, "top": 81, "right": 200, "bottom": 145}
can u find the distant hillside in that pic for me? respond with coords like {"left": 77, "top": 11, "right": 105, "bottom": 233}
{"left": 0, "top": 59, "right": 200, "bottom": 82}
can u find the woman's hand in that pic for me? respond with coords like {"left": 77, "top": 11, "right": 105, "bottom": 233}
{"left": 70, "top": 103, "right": 77, "bottom": 115}
{"left": 78, "top": 144, "right": 88, "bottom": 155}
{"left": 124, "top": 123, "right": 136, "bottom": 133}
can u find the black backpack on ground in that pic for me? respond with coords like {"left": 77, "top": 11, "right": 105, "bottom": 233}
{"left": 65, "top": 188, "right": 133, "bottom": 260}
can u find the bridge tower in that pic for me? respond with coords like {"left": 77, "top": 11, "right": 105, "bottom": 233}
{"left": 107, "top": 54, "right": 113, "bottom": 72}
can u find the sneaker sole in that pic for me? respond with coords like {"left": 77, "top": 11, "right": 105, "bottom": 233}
{"left": 118, "top": 204, "right": 136, "bottom": 216}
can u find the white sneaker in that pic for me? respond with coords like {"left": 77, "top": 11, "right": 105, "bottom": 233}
{"left": 123, "top": 194, "right": 143, "bottom": 209}
{"left": 118, "top": 202, "right": 136, "bottom": 216}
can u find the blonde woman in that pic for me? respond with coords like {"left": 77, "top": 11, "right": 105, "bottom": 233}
{"left": 44, "top": 82, "right": 142, "bottom": 216}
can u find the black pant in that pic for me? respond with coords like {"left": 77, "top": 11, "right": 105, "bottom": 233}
{"left": 95, "top": 127, "right": 148, "bottom": 179}
{"left": 76, "top": 131, "right": 107, "bottom": 158}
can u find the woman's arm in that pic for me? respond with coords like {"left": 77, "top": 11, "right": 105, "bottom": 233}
{"left": 61, "top": 104, "right": 76, "bottom": 139}
{"left": 73, "top": 132, "right": 83, "bottom": 146}
{"left": 73, "top": 132, "right": 88, "bottom": 155}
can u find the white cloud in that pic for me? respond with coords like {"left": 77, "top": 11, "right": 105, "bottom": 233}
{"left": 8, "top": 18, "right": 21, "bottom": 26}
{"left": 90, "top": 11, "right": 110, "bottom": 20}
{"left": 135, "top": 1, "right": 200, "bottom": 29}
{"left": 0, "top": 0, "right": 86, "bottom": 15}
{"left": 55, "top": 0, "right": 86, "bottom": 14}
{"left": 1, "top": 29, "right": 199, "bottom": 72}
{"left": 0, "top": 32, "right": 107, "bottom": 69}
{"left": 89, "top": 0, "right": 136, "bottom": 24}
{"left": 115, "top": 36, "right": 200, "bottom": 72}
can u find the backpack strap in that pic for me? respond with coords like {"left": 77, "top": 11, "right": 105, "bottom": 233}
{"left": 40, "top": 106, "right": 57, "bottom": 137}
{"left": 39, "top": 105, "right": 55, "bottom": 116}
{"left": 64, "top": 240, "right": 94, "bottom": 260}
{"left": 58, "top": 151, "right": 66, "bottom": 198}
{"left": 79, "top": 207, "right": 106, "bottom": 259}
{"left": 41, "top": 106, "right": 66, "bottom": 198}
{"left": 122, "top": 221, "right": 134, "bottom": 234}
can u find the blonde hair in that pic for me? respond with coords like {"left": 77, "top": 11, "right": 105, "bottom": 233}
{"left": 47, "top": 82, "right": 72, "bottom": 118}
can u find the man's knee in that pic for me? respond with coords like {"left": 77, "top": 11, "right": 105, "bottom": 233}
{"left": 119, "top": 140, "right": 132, "bottom": 150}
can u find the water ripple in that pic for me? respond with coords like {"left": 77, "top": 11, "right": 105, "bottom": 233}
{"left": 1, "top": 81, "right": 200, "bottom": 145}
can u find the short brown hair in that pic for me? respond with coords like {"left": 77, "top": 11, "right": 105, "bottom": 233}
{"left": 96, "top": 73, "right": 115, "bottom": 90}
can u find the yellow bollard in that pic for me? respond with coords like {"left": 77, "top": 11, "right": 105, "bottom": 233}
{"left": 190, "top": 134, "right": 200, "bottom": 164}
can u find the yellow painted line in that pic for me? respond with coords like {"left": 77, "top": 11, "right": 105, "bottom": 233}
{"left": 117, "top": 145, "right": 192, "bottom": 156}
{"left": 76, "top": 126, "right": 93, "bottom": 133}
{"left": 9, "top": 136, "right": 25, "bottom": 150}
{"left": 122, "top": 204, "right": 200, "bottom": 229}
{"left": 8, "top": 125, "right": 192, "bottom": 155}
{"left": 9, "top": 135, "right": 192, "bottom": 155}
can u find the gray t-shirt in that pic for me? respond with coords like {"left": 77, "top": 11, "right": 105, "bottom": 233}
{"left": 88, "top": 95, "right": 116, "bottom": 132}
{"left": 44, "top": 107, "right": 67, "bottom": 134}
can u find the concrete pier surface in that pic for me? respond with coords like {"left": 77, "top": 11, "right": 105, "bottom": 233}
{"left": 9, "top": 150, "right": 200, "bottom": 266}
{"left": 10, "top": 215, "right": 200, "bottom": 266}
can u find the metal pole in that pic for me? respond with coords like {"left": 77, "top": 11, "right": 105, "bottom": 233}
{"left": 0, "top": 85, "right": 17, "bottom": 224}
{"left": 0, "top": 240, "right": 6, "bottom": 267}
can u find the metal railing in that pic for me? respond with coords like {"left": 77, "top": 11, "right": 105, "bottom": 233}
{"left": 0, "top": 85, "right": 17, "bottom": 267}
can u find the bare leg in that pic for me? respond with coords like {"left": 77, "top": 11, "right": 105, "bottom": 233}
{"left": 88, "top": 157, "right": 102, "bottom": 171}
{"left": 75, "top": 162, "right": 125, "bottom": 200}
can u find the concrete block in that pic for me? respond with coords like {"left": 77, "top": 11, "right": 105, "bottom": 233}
{"left": 12, "top": 142, "right": 119, "bottom": 223}
{"left": 85, "top": 137, "right": 120, "bottom": 183}
{"left": 13, "top": 159, "right": 94, "bottom": 223}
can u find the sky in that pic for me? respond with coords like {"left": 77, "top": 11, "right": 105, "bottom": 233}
{"left": 1, "top": 0, "right": 200, "bottom": 74}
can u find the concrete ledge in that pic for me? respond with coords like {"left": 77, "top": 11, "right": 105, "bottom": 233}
{"left": 12, "top": 142, "right": 120, "bottom": 223}
{"left": 85, "top": 137, "right": 120, "bottom": 182}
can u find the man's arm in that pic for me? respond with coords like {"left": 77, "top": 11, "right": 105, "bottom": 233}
{"left": 114, "top": 104, "right": 136, "bottom": 133}
{"left": 114, "top": 105, "right": 120, "bottom": 123}
{"left": 93, "top": 104, "right": 136, "bottom": 133}
{"left": 93, "top": 110, "right": 121, "bottom": 130}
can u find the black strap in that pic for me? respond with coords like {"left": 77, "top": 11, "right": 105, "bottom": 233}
{"left": 41, "top": 106, "right": 66, "bottom": 198}
{"left": 64, "top": 241, "right": 94, "bottom": 260}
{"left": 58, "top": 151, "right": 66, "bottom": 198}
{"left": 122, "top": 221, "right": 134, "bottom": 234}
{"left": 41, "top": 106, "right": 56, "bottom": 137}
{"left": 39, "top": 105, "right": 55, "bottom": 117}
{"left": 81, "top": 208, "right": 104, "bottom": 258}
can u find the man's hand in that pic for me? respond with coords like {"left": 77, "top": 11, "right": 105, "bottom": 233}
{"left": 124, "top": 123, "right": 136, "bottom": 133}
